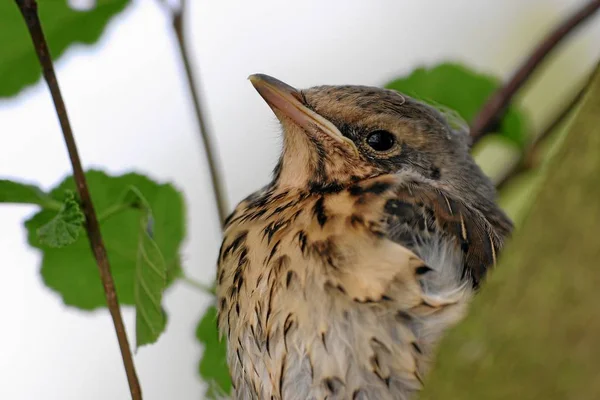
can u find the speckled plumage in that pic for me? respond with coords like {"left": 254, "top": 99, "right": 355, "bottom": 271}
{"left": 216, "top": 75, "right": 512, "bottom": 400}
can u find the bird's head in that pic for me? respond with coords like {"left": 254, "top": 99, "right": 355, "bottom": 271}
{"left": 250, "top": 74, "right": 497, "bottom": 206}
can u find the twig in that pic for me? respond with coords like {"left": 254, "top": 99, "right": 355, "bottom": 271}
{"left": 160, "top": 0, "right": 229, "bottom": 229}
{"left": 15, "top": 1, "right": 142, "bottom": 399}
{"left": 495, "top": 77, "right": 587, "bottom": 190}
{"left": 471, "top": 0, "right": 600, "bottom": 141}
{"left": 531, "top": 79, "right": 587, "bottom": 145}
{"left": 98, "top": 202, "right": 134, "bottom": 222}
{"left": 181, "top": 273, "right": 216, "bottom": 295}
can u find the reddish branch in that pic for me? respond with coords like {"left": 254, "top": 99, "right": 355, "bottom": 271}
{"left": 471, "top": 0, "right": 600, "bottom": 142}
{"left": 161, "top": 0, "right": 229, "bottom": 228}
{"left": 495, "top": 73, "right": 589, "bottom": 190}
{"left": 14, "top": 1, "right": 142, "bottom": 399}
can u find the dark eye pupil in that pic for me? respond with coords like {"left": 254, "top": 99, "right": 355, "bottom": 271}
{"left": 366, "top": 130, "right": 395, "bottom": 151}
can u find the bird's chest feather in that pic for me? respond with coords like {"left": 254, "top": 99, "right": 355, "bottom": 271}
{"left": 216, "top": 175, "right": 486, "bottom": 400}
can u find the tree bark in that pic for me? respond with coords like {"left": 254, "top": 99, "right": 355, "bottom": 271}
{"left": 420, "top": 61, "right": 600, "bottom": 400}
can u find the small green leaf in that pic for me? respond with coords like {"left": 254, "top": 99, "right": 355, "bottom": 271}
{"left": 0, "top": 179, "right": 61, "bottom": 209}
{"left": 2, "top": 0, "right": 131, "bottom": 98}
{"left": 385, "top": 62, "right": 529, "bottom": 147}
{"left": 134, "top": 214, "right": 167, "bottom": 347}
{"left": 125, "top": 186, "right": 168, "bottom": 348}
{"left": 37, "top": 190, "right": 84, "bottom": 248}
{"left": 197, "top": 305, "right": 231, "bottom": 399}
{"left": 25, "top": 170, "right": 186, "bottom": 310}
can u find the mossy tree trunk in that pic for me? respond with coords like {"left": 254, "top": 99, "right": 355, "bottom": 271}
{"left": 420, "top": 61, "right": 600, "bottom": 400}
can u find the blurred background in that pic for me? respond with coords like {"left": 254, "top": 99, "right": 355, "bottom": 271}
{"left": 1, "top": 0, "right": 599, "bottom": 399}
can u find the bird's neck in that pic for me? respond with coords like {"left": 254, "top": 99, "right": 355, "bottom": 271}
{"left": 273, "top": 137, "right": 315, "bottom": 188}
{"left": 273, "top": 138, "right": 377, "bottom": 191}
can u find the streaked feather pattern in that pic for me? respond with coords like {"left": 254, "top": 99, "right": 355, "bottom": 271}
{"left": 216, "top": 173, "right": 511, "bottom": 399}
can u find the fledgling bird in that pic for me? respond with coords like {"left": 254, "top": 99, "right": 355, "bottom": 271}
{"left": 216, "top": 74, "right": 513, "bottom": 400}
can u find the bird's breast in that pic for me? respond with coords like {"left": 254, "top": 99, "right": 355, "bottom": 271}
{"left": 216, "top": 175, "right": 473, "bottom": 399}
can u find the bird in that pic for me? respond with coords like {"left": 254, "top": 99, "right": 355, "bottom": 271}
{"left": 215, "top": 74, "right": 513, "bottom": 400}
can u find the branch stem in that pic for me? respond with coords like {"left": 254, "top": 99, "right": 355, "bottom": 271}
{"left": 15, "top": 1, "right": 142, "bottom": 399}
{"left": 181, "top": 274, "right": 215, "bottom": 295}
{"left": 98, "top": 202, "right": 133, "bottom": 223}
{"left": 171, "top": 0, "right": 229, "bottom": 229}
{"left": 40, "top": 197, "right": 63, "bottom": 211}
{"left": 471, "top": 0, "right": 600, "bottom": 141}
{"left": 495, "top": 77, "right": 587, "bottom": 190}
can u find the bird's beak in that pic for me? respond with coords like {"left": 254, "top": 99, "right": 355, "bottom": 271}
{"left": 249, "top": 74, "right": 358, "bottom": 154}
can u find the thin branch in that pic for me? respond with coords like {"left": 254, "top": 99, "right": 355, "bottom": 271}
{"left": 180, "top": 273, "right": 215, "bottom": 296}
{"left": 471, "top": 0, "right": 600, "bottom": 142}
{"left": 15, "top": 1, "right": 142, "bottom": 399}
{"left": 495, "top": 76, "right": 588, "bottom": 190}
{"left": 531, "top": 79, "right": 587, "bottom": 145}
{"left": 98, "top": 201, "right": 133, "bottom": 223}
{"left": 165, "top": 0, "right": 229, "bottom": 229}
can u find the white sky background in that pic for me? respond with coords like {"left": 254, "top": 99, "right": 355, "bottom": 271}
{"left": 1, "top": 0, "right": 599, "bottom": 399}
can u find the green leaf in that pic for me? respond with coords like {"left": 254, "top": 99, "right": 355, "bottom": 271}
{"left": 0, "top": 179, "right": 61, "bottom": 209}
{"left": 25, "top": 170, "right": 186, "bottom": 310}
{"left": 37, "top": 190, "right": 84, "bottom": 248}
{"left": 134, "top": 216, "right": 167, "bottom": 348}
{"left": 197, "top": 305, "right": 232, "bottom": 399}
{"left": 125, "top": 186, "right": 168, "bottom": 348}
{"left": 1, "top": 0, "right": 130, "bottom": 98}
{"left": 385, "top": 62, "right": 528, "bottom": 147}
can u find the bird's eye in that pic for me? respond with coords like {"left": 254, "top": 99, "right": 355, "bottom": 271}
{"left": 366, "top": 130, "right": 396, "bottom": 152}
